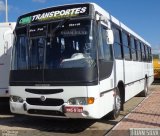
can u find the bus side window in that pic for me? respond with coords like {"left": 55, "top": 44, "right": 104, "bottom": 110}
{"left": 149, "top": 48, "right": 152, "bottom": 62}
{"left": 141, "top": 43, "right": 145, "bottom": 62}
{"left": 146, "top": 46, "right": 149, "bottom": 62}
{"left": 137, "top": 41, "right": 142, "bottom": 61}
{"left": 148, "top": 46, "right": 150, "bottom": 62}
{"left": 130, "top": 36, "right": 137, "bottom": 61}
{"left": 103, "top": 28, "right": 113, "bottom": 61}
{"left": 112, "top": 27, "right": 123, "bottom": 59}
{"left": 122, "top": 31, "right": 131, "bottom": 60}
{"left": 134, "top": 39, "right": 138, "bottom": 61}
{"left": 143, "top": 44, "right": 147, "bottom": 62}
{"left": 99, "top": 26, "right": 113, "bottom": 61}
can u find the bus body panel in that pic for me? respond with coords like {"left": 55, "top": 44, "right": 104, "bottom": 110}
{"left": 125, "top": 79, "right": 144, "bottom": 102}
{"left": 124, "top": 61, "right": 153, "bottom": 101}
{"left": 115, "top": 60, "right": 124, "bottom": 85}
{"left": 97, "top": 71, "right": 115, "bottom": 117}
{"left": 124, "top": 61, "right": 143, "bottom": 84}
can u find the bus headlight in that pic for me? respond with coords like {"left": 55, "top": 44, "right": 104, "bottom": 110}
{"left": 68, "top": 97, "right": 94, "bottom": 105}
{"left": 10, "top": 96, "right": 24, "bottom": 103}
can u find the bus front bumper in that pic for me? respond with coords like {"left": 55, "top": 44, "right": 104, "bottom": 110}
{"left": 10, "top": 101, "right": 99, "bottom": 119}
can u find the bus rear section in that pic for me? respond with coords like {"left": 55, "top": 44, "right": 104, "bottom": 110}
{"left": 0, "top": 22, "right": 16, "bottom": 99}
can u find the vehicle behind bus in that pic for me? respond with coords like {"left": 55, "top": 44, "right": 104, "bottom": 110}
{"left": 153, "top": 54, "right": 160, "bottom": 80}
{"left": 0, "top": 22, "right": 16, "bottom": 100}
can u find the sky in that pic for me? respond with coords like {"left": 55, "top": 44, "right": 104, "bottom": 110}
{"left": 0, "top": 0, "right": 160, "bottom": 53}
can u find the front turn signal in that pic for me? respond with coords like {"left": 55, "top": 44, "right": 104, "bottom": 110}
{"left": 87, "top": 97, "right": 95, "bottom": 104}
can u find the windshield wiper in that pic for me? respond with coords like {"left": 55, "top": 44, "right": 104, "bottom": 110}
{"left": 51, "top": 19, "right": 70, "bottom": 37}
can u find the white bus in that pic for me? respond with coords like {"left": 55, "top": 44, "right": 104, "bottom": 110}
{"left": 0, "top": 22, "right": 16, "bottom": 100}
{"left": 9, "top": 3, "right": 154, "bottom": 119}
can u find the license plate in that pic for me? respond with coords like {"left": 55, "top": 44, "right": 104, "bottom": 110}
{"left": 65, "top": 107, "right": 83, "bottom": 113}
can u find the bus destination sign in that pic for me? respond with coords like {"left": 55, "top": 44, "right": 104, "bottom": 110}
{"left": 18, "top": 4, "right": 90, "bottom": 25}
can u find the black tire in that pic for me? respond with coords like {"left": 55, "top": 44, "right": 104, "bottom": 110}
{"left": 110, "top": 87, "right": 121, "bottom": 120}
{"left": 140, "top": 79, "right": 148, "bottom": 97}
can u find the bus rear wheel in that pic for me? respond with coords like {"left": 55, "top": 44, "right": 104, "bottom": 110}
{"left": 110, "top": 87, "right": 121, "bottom": 120}
{"left": 140, "top": 79, "right": 148, "bottom": 97}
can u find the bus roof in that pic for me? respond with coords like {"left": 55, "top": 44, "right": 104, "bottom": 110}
{"left": 17, "top": 2, "right": 151, "bottom": 47}
{"left": 91, "top": 3, "right": 151, "bottom": 47}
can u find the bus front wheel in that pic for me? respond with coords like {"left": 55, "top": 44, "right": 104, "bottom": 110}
{"left": 110, "top": 87, "right": 121, "bottom": 120}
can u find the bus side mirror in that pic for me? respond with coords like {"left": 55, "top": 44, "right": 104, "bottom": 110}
{"left": 106, "top": 30, "right": 114, "bottom": 45}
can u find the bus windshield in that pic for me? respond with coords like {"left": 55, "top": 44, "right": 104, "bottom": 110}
{"left": 12, "top": 19, "right": 96, "bottom": 70}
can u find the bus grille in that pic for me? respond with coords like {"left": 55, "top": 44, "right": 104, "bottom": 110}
{"left": 27, "top": 109, "right": 65, "bottom": 116}
{"left": 25, "top": 89, "right": 63, "bottom": 95}
{"left": 26, "top": 98, "right": 64, "bottom": 106}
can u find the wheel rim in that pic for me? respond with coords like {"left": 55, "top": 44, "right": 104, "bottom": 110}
{"left": 145, "top": 83, "right": 148, "bottom": 94}
{"left": 115, "top": 94, "right": 121, "bottom": 113}
{"left": 145, "top": 80, "right": 148, "bottom": 94}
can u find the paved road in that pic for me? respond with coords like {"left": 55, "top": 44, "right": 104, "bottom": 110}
{"left": 107, "top": 84, "right": 160, "bottom": 136}
{"left": 0, "top": 85, "right": 158, "bottom": 136}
